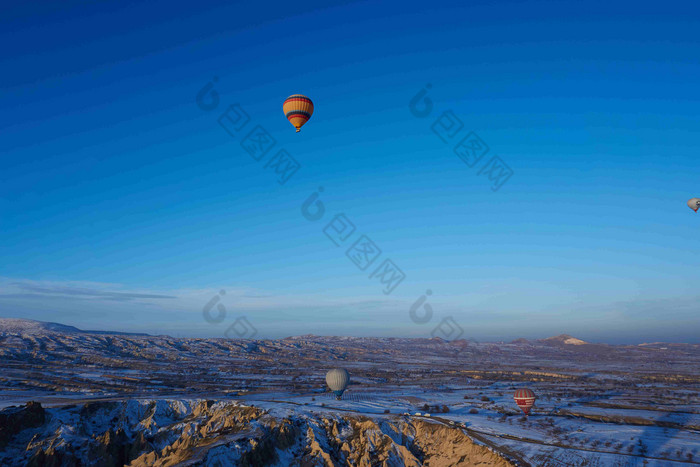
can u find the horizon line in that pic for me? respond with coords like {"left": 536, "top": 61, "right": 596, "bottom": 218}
{"left": 1, "top": 317, "right": 697, "bottom": 346}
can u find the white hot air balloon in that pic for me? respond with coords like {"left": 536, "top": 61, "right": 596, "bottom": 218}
{"left": 688, "top": 198, "right": 700, "bottom": 212}
{"left": 326, "top": 368, "right": 350, "bottom": 400}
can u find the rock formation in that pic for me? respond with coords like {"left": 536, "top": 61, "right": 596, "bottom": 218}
{"left": 0, "top": 400, "right": 513, "bottom": 466}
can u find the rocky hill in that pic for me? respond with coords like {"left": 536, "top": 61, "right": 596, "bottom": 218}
{"left": 0, "top": 400, "right": 513, "bottom": 466}
{"left": 0, "top": 318, "right": 149, "bottom": 336}
{"left": 0, "top": 318, "right": 84, "bottom": 334}
{"left": 537, "top": 334, "right": 589, "bottom": 346}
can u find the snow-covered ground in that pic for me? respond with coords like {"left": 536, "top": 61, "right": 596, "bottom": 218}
{"left": 2, "top": 325, "right": 699, "bottom": 465}
{"left": 237, "top": 385, "right": 700, "bottom": 465}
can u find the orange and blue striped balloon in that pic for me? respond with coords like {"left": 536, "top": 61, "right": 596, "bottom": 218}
{"left": 283, "top": 94, "right": 314, "bottom": 132}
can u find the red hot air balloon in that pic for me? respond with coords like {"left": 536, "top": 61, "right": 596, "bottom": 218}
{"left": 514, "top": 388, "right": 536, "bottom": 415}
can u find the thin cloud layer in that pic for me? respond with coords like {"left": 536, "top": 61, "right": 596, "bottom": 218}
{"left": 9, "top": 282, "right": 176, "bottom": 301}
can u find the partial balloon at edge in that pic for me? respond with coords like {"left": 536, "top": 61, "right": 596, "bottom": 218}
{"left": 687, "top": 198, "right": 700, "bottom": 212}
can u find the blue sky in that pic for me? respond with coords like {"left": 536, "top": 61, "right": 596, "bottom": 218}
{"left": 1, "top": 0, "right": 699, "bottom": 342}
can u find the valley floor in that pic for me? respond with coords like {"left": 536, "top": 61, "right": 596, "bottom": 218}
{"left": 1, "top": 330, "right": 699, "bottom": 465}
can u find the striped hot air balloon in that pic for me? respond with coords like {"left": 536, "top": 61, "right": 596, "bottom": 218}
{"left": 283, "top": 94, "right": 314, "bottom": 132}
{"left": 326, "top": 368, "right": 349, "bottom": 400}
{"left": 514, "top": 388, "right": 536, "bottom": 415}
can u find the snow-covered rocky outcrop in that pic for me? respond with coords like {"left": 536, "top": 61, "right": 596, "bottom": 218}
{"left": 0, "top": 400, "right": 513, "bottom": 466}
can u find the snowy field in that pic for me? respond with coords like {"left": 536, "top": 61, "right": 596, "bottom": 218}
{"left": 242, "top": 386, "right": 700, "bottom": 466}
{"left": 1, "top": 327, "right": 699, "bottom": 465}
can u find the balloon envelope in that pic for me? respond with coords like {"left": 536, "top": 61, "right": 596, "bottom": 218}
{"left": 283, "top": 94, "right": 314, "bottom": 132}
{"left": 514, "top": 388, "right": 536, "bottom": 415}
{"left": 688, "top": 198, "right": 700, "bottom": 212}
{"left": 326, "top": 368, "right": 349, "bottom": 399}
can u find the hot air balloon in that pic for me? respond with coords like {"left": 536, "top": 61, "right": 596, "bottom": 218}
{"left": 688, "top": 198, "right": 700, "bottom": 212}
{"left": 326, "top": 368, "right": 349, "bottom": 400}
{"left": 514, "top": 388, "right": 536, "bottom": 415}
{"left": 283, "top": 94, "right": 314, "bottom": 132}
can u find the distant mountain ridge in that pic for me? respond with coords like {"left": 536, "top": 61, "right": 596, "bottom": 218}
{"left": 0, "top": 319, "right": 691, "bottom": 345}
{"left": 0, "top": 318, "right": 150, "bottom": 336}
